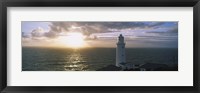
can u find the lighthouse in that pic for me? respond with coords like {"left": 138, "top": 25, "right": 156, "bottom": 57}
{"left": 116, "top": 34, "right": 126, "bottom": 67}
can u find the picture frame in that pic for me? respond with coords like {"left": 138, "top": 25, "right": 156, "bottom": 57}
{"left": 0, "top": 0, "right": 199, "bottom": 93}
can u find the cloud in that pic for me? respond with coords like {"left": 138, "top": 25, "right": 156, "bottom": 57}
{"left": 145, "top": 22, "right": 178, "bottom": 34}
{"left": 98, "top": 22, "right": 167, "bottom": 30}
{"left": 49, "top": 22, "right": 73, "bottom": 32}
{"left": 168, "top": 26, "right": 178, "bottom": 33}
{"left": 147, "top": 22, "right": 165, "bottom": 27}
{"left": 48, "top": 22, "right": 109, "bottom": 37}
{"left": 46, "top": 22, "right": 171, "bottom": 38}
{"left": 31, "top": 27, "right": 45, "bottom": 37}
{"left": 22, "top": 32, "right": 30, "bottom": 38}
{"left": 22, "top": 27, "right": 45, "bottom": 43}
{"left": 44, "top": 31, "right": 58, "bottom": 38}
{"left": 28, "top": 26, "right": 59, "bottom": 39}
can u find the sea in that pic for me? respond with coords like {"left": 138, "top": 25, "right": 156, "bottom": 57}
{"left": 22, "top": 47, "right": 178, "bottom": 71}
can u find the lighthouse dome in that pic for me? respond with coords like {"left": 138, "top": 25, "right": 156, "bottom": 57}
{"left": 117, "top": 34, "right": 125, "bottom": 44}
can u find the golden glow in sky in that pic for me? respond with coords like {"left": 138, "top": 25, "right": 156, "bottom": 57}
{"left": 59, "top": 32, "right": 86, "bottom": 48}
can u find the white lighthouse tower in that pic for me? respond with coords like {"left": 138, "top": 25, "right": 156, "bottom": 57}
{"left": 116, "top": 34, "right": 126, "bottom": 67}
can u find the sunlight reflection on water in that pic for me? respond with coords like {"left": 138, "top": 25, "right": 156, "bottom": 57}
{"left": 64, "top": 49, "right": 88, "bottom": 71}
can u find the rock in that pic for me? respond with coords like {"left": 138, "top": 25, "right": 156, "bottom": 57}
{"left": 96, "top": 65, "right": 122, "bottom": 71}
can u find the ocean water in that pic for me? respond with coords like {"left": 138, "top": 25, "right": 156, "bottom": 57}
{"left": 22, "top": 47, "right": 178, "bottom": 71}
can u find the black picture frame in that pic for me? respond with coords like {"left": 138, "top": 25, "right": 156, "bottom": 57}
{"left": 0, "top": 0, "right": 199, "bottom": 93}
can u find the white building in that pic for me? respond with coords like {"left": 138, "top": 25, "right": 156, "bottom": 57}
{"left": 116, "top": 34, "right": 126, "bottom": 67}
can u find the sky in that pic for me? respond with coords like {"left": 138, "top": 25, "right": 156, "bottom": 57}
{"left": 22, "top": 21, "right": 178, "bottom": 48}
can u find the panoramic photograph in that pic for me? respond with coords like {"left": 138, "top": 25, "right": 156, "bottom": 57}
{"left": 22, "top": 21, "right": 178, "bottom": 71}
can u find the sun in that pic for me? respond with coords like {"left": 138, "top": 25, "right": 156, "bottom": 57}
{"left": 64, "top": 32, "right": 85, "bottom": 48}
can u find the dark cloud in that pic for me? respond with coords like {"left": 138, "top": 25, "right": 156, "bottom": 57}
{"left": 49, "top": 22, "right": 75, "bottom": 32}
{"left": 47, "top": 22, "right": 170, "bottom": 37}
{"left": 168, "top": 26, "right": 178, "bottom": 33}
{"left": 96, "top": 22, "right": 166, "bottom": 29}
{"left": 145, "top": 22, "right": 178, "bottom": 34}
{"left": 44, "top": 31, "right": 58, "bottom": 38}
{"left": 148, "top": 22, "right": 165, "bottom": 27}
